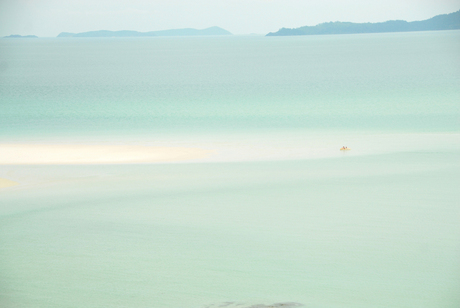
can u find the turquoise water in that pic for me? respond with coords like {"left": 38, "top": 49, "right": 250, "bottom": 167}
{"left": 1, "top": 31, "right": 460, "bottom": 307}
{"left": 1, "top": 32, "right": 459, "bottom": 140}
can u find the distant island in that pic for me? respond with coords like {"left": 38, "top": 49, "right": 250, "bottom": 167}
{"left": 58, "top": 26, "right": 231, "bottom": 38}
{"left": 3, "top": 34, "right": 38, "bottom": 38}
{"left": 267, "top": 9, "right": 460, "bottom": 36}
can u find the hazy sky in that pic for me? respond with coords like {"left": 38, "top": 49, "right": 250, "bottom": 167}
{"left": 1, "top": 0, "right": 459, "bottom": 37}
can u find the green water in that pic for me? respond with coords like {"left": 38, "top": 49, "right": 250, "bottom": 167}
{"left": 1, "top": 31, "right": 460, "bottom": 307}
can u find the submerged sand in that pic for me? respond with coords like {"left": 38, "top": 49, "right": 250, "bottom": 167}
{"left": 0, "top": 144, "right": 212, "bottom": 165}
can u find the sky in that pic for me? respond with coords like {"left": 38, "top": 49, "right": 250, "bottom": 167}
{"left": 0, "top": 0, "right": 459, "bottom": 37}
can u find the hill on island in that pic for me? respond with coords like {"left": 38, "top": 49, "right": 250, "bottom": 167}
{"left": 58, "top": 27, "right": 231, "bottom": 38}
{"left": 267, "top": 9, "right": 460, "bottom": 36}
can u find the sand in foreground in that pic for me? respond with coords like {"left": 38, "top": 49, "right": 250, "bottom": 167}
{"left": 0, "top": 144, "right": 212, "bottom": 165}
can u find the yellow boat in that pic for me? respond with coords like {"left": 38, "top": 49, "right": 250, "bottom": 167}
{"left": 340, "top": 147, "right": 350, "bottom": 151}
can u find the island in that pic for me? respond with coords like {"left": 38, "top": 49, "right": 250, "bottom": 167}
{"left": 3, "top": 34, "right": 38, "bottom": 38}
{"left": 267, "top": 9, "right": 460, "bottom": 36}
{"left": 57, "top": 26, "right": 231, "bottom": 38}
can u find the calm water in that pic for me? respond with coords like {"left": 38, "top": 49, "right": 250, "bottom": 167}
{"left": 1, "top": 31, "right": 460, "bottom": 307}
{"left": 1, "top": 31, "right": 459, "bottom": 140}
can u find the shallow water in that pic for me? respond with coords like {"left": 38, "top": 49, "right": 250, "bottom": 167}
{"left": 1, "top": 153, "right": 460, "bottom": 307}
{"left": 1, "top": 31, "right": 460, "bottom": 307}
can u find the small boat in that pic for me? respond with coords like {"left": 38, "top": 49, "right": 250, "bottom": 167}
{"left": 340, "top": 147, "right": 350, "bottom": 151}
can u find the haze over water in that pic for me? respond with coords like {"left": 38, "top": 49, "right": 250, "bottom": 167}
{"left": 1, "top": 31, "right": 460, "bottom": 307}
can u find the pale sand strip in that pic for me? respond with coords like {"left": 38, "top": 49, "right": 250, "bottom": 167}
{"left": 0, "top": 177, "right": 19, "bottom": 188}
{"left": 0, "top": 144, "right": 212, "bottom": 165}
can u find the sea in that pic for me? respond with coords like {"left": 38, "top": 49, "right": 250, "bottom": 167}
{"left": 0, "top": 31, "right": 459, "bottom": 308}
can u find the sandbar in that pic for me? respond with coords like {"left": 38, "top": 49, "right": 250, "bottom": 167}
{"left": 0, "top": 177, "right": 19, "bottom": 188}
{"left": 0, "top": 144, "right": 212, "bottom": 165}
